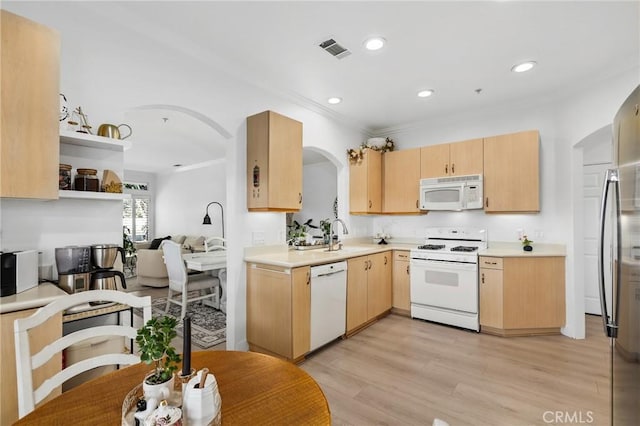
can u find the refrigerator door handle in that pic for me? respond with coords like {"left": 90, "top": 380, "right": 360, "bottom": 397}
{"left": 598, "top": 168, "right": 619, "bottom": 338}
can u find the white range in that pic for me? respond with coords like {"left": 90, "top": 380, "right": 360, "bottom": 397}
{"left": 410, "top": 227, "right": 487, "bottom": 331}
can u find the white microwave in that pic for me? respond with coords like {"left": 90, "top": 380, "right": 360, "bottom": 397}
{"left": 419, "top": 174, "right": 483, "bottom": 211}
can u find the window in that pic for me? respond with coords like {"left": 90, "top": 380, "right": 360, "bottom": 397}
{"left": 123, "top": 181, "right": 151, "bottom": 243}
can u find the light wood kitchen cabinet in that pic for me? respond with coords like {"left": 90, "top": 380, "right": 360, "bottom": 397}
{"left": 246, "top": 110, "right": 303, "bottom": 212}
{"left": 1, "top": 308, "right": 62, "bottom": 425}
{"left": 346, "top": 251, "right": 392, "bottom": 334}
{"left": 246, "top": 263, "right": 310, "bottom": 361}
{"left": 1, "top": 10, "right": 60, "bottom": 199}
{"left": 349, "top": 149, "right": 382, "bottom": 214}
{"left": 392, "top": 250, "right": 411, "bottom": 315}
{"left": 420, "top": 138, "right": 483, "bottom": 178}
{"left": 483, "top": 130, "right": 540, "bottom": 213}
{"left": 479, "top": 256, "right": 565, "bottom": 336}
{"left": 383, "top": 148, "right": 421, "bottom": 213}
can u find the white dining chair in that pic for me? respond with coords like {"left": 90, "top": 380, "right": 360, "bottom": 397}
{"left": 13, "top": 290, "right": 152, "bottom": 419}
{"left": 161, "top": 240, "right": 220, "bottom": 320}
{"left": 204, "top": 236, "right": 226, "bottom": 252}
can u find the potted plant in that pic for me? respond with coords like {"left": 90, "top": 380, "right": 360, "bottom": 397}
{"left": 520, "top": 234, "right": 533, "bottom": 252}
{"left": 136, "top": 316, "right": 181, "bottom": 400}
{"left": 320, "top": 219, "right": 332, "bottom": 244}
{"left": 123, "top": 226, "right": 136, "bottom": 257}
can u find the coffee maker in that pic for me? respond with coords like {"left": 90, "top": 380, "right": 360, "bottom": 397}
{"left": 89, "top": 244, "right": 127, "bottom": 292}
{"left": 55, "top": 246, "right": 92, "bottom": 293}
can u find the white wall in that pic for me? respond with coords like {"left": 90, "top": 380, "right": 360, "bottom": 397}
{"left": 293, "top": 160, "right": 338, "bottom": 236}
{"left": 155, "top": 163, "right": 226, "bottom": 239}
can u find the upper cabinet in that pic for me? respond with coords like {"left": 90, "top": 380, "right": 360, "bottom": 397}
{"left": 1, "top": 11, "right": 60, "bottom": 199}
{"left": 349, "top": 149, "right": 382, "bottom": 214}
{"left": 383, "top": 148, "right": 421, "bottom": 214}
{"left": 420, "top": 138, "right": 483, "bottom": 178}
{"left": 247, "top": 110, "right": 303, "bottom": 212}
{"left": 483, "top": 130, "right": 540, "bottom": 213}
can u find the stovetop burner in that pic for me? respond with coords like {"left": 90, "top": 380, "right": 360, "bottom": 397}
{"left": 450, "top": 246, "right": 478, "bottom": 252}
{"left": 417, "top": 244, "right": 446, "bottom": 250}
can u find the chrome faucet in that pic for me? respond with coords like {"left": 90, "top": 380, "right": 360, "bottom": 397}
{"left": 328, "top": 218, "right": 349, "bottom": 251}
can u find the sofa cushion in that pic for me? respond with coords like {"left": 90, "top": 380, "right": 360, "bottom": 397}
{"left": 171, "top": 234, "right": 187, "bottom": 245}
{"left": 183, "top": 235, "right": 205, "bottom": 249}
{"left": 149, "top": 236, "right": 171, "bottom": 250}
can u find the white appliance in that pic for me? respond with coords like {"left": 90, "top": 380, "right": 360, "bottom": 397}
{"left": 419, "top": 174, "right": 483, "bottom": 211}
{"left": 410, "top": 227, "right": 487, "bottom": 331}
{"left": 310, "top": 261, "right": 347, "bottom": 351}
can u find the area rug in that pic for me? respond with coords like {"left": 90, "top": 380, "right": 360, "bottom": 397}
{"left": 141, "top": 292, "right": 226, "bottom": 349}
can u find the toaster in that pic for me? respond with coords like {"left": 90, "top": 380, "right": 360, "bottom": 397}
{"left": 1, "top": 250, "right": 39, "bottom": 297}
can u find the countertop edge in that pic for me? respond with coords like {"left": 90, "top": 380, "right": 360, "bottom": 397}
{"left": 0, "top": 283, "right": 68, "bottom": 314}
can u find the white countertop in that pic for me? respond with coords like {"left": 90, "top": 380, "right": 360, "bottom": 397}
{"left": 480, "top": 242, "right": 566, "bottom": 257}
{"left": 244, "top": 242, "right": 414, "bottom": 268}
{"left": 0, "top": 282, "right": 68, "bottom": 314}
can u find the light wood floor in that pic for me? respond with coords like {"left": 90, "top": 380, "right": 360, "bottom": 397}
{"left": 300, "top": 314, "right": 610, "bottom": 426}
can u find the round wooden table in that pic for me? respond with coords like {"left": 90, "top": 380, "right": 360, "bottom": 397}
{"left": 15, "top": 350, "right": 331, "bottom": 425}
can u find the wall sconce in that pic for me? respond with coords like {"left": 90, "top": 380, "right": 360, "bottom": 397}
{"left": 202, "top": 201, "right": 224, "bottom": 239}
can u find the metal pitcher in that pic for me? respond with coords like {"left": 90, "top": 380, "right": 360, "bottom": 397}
{"left": 97, "top": 123, "right": 132, "bottom": 140}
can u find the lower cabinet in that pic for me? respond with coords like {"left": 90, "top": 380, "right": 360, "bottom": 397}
{"left": 346, "top": 251, "right": 392, "bottom": 334}
{"left": 479, "top": 256, "right": 565, "bottom": 336}
{"left": 1, "top": 308, "right": 62, "bottom": 425}
{"left": 246, "top": 263, "right": 310, "bottom": 361}
{"left": 392, "top": 250, "right": 411, "bottom": 315}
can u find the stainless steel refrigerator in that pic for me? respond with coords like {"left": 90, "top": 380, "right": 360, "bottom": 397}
{"left": 599, "top": 84, "right": 640, "bottom": 425}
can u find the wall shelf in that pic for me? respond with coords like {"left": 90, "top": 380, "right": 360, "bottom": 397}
{"left": 60, "top": 130, "right": 132, "bottom": 152}
{"left": 58, "top": 190, "right": 130, "bottom": 201}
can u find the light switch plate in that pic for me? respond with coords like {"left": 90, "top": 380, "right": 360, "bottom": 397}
{"left": 252, "top": 231, "right": 265, "bottom": 245}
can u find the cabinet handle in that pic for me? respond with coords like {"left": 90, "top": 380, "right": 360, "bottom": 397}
{"left": 384, "top": 256, "right": 388, "bottom": 265}
{"left": 368, "top": 260, "right": 372, "bottom": 270}
{"left": 364, "top": 261, "right": 368, "bottom": 271}
{"left": 445, "top": 164, "right": 448, "bottom": 174}
{"left": 485, "top": 197, "right": 489, "bottom": 208}
{"left": 452, "top": 163, "right": 455, "bottom": 174}
{"left": 299, "top": 193, "right": 302, "bottom": 204}
{"left": 406, "top": 265, "right": 410, "bottom": 275}
{"left": 369, "top": 200, "right": 372, "bottom": 209}
{"left": 481, "top": 273, "right": 485, "bottom": 284}
{"left": 416, "top": 200, "right": 419, "bottom": 209}
{"left": 306, "top": 272, "right": 310, "bottom": 286}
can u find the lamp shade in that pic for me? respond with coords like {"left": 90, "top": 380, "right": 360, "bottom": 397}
{"left": 203, "top": 214, "right": 212, "bottom": 225}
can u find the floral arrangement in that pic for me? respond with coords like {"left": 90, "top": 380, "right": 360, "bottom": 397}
{"left": 520, "top": 234, "right": 533, "bottom": 246}
{"left": 347, "top": 137, "right": 395, "bottom": 164}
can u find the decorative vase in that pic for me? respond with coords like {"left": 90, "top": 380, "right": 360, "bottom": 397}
{"left": 523, "top": 245, "right": 533, "bottom": 252}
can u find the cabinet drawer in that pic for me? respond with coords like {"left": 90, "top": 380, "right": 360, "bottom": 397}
{"left": 479, "top": 257, "right": 503, "bottom": 270}
{"left": 394, "top": 251, "right": 410, "bottom": 262}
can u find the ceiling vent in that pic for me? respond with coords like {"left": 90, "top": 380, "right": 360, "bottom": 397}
{"left": 319, "top": 38, "right": 351, "bottom": 59}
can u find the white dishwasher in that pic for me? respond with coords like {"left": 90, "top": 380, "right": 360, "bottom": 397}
{"left": 310, "top": 261, "right": 347, "bottom": 352}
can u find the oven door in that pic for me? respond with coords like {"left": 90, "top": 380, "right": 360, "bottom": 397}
{"left": 410, "top": 259, "right": 478, "bottom": 313}
{"left": 420, "top": 183, "right": 465, "bottom": 211}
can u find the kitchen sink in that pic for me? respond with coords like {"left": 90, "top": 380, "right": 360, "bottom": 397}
{"left": 324, "top": 246, "right": 371, "bottom": 253}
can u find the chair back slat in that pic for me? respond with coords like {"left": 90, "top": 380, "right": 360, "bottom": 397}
{"left": 13, "top": 290, "right": 152, "bottom": 419}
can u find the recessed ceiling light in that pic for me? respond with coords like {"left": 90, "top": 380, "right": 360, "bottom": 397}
{"left": 327, "top": 97, "right": 342, "bottom": 104}
{"left": 364, "top": 37, "right": 386, "bottom": 51}
{"left": 511, "top": 61, "right": 537, "bottom": 73}
{"left": 417, "top": 89, "right": 435, "bottom": 98}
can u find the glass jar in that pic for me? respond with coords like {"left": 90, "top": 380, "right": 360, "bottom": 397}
{"left": 74, "top": 168, "right": 99, "bottom": 192}
{"left": 59, "top": 164, "right": 72, "bottom": 190}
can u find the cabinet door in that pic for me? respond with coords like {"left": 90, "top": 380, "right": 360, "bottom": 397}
{"left": 246, "top": 111, "right": 302, "bottom": 212}
{"left": 420, "top": 144, "right": 450, "bottom": 178}
{"left": 367, "top": 252, "right": 392, "bottom": 319}
{"left": 483, "top": 130, "right": 540, "bottom": 212}
{"left": 246, "top": 263, "right": 293, "bottom": 358}
{"left": 503, "top": 257, "right": 565, "bottom": 329}
{"left": 383, "top": 148, "right": 421, "bottom": 213}
{"left": 269, "top": 111, "right": 303, "bottom": 211}
{"left": 1, "top": 11, "right": 59, "bottom": 199}
{"left": 392, "top": 251, "right": 411, "bottom": 312}
{"left": 1, "top": 309, "right": 62, "bottom": 425}
{"left": 349, "top": 149, "right": 382, "bottom": 214}
{"left": 346, "top": 256, "right": 368, "bottom": 332}
{"left": 479, "top": 267, "right": 503, "bottom": 329}
{"left": 291, "top": 266, "right": 311, "bottom": 359}
{"left": 449, "top": 138, "right": 483, "bottom": 176}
